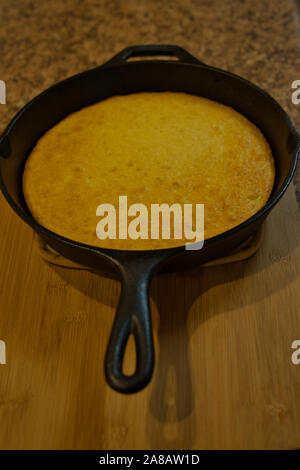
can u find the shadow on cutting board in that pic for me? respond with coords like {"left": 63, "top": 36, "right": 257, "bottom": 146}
{"left": 47, "top": 193, "right": 300, "bottom": 449}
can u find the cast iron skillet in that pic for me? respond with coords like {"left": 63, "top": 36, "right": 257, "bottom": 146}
{"left": 0, "top": 45, "right": 299, "bottom": 394}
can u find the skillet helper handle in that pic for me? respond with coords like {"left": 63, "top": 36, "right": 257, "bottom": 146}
{"left": 102, "top": 44, "right": 205, "bottom": 67}
{"left": 105, "top": 259, "right": 155, "bottom": 394}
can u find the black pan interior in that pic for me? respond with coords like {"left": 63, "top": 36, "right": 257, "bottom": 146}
{"left": 1, "top": 61, "right": 298, "bottom": 221}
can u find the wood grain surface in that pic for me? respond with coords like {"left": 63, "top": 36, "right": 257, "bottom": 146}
{"left": 0, "top": 183, "right": 300, "bottom": 450}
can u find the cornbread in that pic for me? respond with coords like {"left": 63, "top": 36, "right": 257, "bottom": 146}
{"left": 23, "top": 92, "right": 275, "bottom": 250}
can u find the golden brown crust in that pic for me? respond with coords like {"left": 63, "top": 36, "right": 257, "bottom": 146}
{"left": 23, "top": 92, "right": 275, "bottom": 250}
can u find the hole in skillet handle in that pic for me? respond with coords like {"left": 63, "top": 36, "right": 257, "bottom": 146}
{"left": 101, "top": 44, "right": 206, "bottom": 68}
{"left": 104, "top": 251, "right": 170, "bottom": 394}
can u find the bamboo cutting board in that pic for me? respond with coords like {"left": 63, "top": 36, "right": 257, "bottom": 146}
{"left": 0, "top": 184, "right": 300, "bottom": 450}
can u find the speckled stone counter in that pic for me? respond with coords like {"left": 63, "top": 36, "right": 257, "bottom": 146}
{"left": 0, "top": 0, "right": 300, "bottom": 195}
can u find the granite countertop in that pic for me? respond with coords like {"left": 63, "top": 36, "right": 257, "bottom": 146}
{"left": 0, "top": 0, "right": 300, "bottom": 196}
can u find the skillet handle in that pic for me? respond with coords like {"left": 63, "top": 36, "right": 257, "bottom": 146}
{"left": 105, "top": 254, "right": 163, "bottom": 393}
{"left": 102, "top": 44, "right": 205, "bottom": 68}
